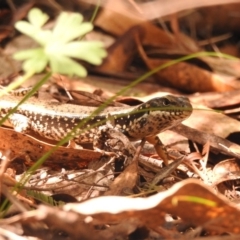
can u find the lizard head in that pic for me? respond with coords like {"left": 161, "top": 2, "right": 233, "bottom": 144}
{"left": 116, "top": 95, "right": 193, "bottom": 140}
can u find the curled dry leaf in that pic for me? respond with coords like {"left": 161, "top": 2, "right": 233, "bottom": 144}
{"left": 212, "top": 158, "right": 240, "bottom": 200}
{"left": 139, "top": 56, "right": 239, "bottom": 92}
{"left": 212, "top": 158, "right": 240, "bottom": 185}
{"left": 63, "top": 179, "right": 240, "bottom": 233}
{"left": 0, "top": 126, "right": 102, "bottom": 170}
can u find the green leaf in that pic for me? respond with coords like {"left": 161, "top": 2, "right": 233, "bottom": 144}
{"left": 45, "top": 41, "right": 107, "bottom": 65}
{"left": 14, "top": 8, "right": 107, "bottom": 76}
{"left": 15, "top": 21, "right": 37, "bottom": 38}
{"left": 52, "top": 12, "right": 93, "bottom": 43}
{"left": 28, "top": 8, "right": 49, "bottom": 28}
{"left": 67, "top": 41, "right": 107, "bottom": 64}
{"left": 51, "top": 41, "right": 107, "bottom": 65}
{"left": 14, "top": 48, "right": 48, "bottom": 74}
{"left": 48, "top": 54, "right": 87, "bottom": 77}
{"left": 14, "top": 48, "right": 43, "bottom": 60}
{"left": 15, "top": 21, "right": 51, "bottom": 46}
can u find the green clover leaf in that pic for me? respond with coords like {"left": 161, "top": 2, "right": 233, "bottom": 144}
{"left": 14, "top": 8, "right": 107, "bottom": 77}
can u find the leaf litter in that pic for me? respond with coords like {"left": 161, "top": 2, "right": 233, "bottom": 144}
{"left": 1, "top": 1, "right": 240, "bottom": 239}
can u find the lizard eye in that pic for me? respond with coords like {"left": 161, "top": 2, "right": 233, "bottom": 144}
{"left": 162, "top": 98, "right": 171, "bottom": 106}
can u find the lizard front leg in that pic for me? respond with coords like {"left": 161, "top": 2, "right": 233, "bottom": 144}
{"left": 145, "top": 135, "right": 169, "bottom": 165}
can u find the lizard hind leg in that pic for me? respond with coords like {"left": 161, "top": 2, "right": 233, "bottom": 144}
{"left": 7, "top": 113, "right": 31, "bottom": 133}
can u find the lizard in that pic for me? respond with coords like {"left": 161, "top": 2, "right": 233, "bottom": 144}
{"left": 0, "top": 94, "right": 193, "bottom": 164}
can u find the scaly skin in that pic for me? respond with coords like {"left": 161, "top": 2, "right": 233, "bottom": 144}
{"left": 0, "top": 94, "right": 192, "bottom": 144}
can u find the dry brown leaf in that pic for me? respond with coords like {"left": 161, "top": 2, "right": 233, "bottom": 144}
{"left": 172, "top": 124, "right": 240, "bottom": 159}
{"left": 190, "top": 89, "right": 240, "bottom": 109}
{"left": 147, "top": 59, "right": 238, "bottom": 92}
{"left": 96, "top": 22, "right": 178, "bottom": 73}
{"left": 180, "top": 3, "right": 240, "bottom": 37}
{"left": 212, "top": 158, "right": 240, "bottom": 184}
{"left": 212, "top": 158, "right": 240, "bottom": 199}
{"left": 138, "top": 45, "right": 240, "bottom": 92}
{"left": 84, "top": 0, "right": 240, "bottom": 21}
{"left": 97, "top": 10, "right": 240, "bottom": 93}
{"left": 184, "top": 103, "right": 240, "bottom": 138}
{"left": 104, "top": 160, "right": 138, "bottom": 196}
{"left": 95, "top": 6, "right": 142, "bottom": 36}
{"left": 0, "top": 126, "right": 102, "bottom": 170}
{"left": 156, "top": 101, "right": 240, "bottom": 155}
{"left": 200, "top": 57, "right": 240, "bottom": 77}
{"left": 63, "top": 179, "right": 240, "bottom": 233}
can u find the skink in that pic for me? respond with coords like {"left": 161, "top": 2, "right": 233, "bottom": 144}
{"left": 0, "top": 94, "right": 192, "bottom": 145}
